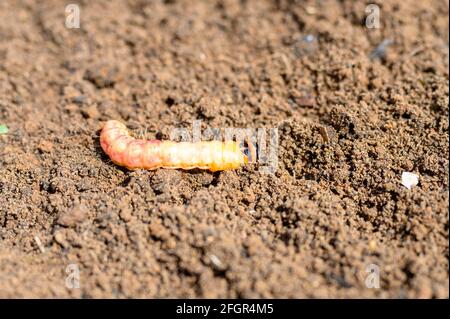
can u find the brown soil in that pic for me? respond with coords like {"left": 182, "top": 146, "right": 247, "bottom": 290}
{"left": 0, "top": 0, "right": 448, "bottom": 298}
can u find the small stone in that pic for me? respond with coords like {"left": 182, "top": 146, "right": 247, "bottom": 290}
{"left": 209, "top": 254, "right": 225, "bottom": 271}
{"left": 369, "top": 39, "right": 393, "bottom": 60}
{"left": 401, "top": 172, "right": 419, "bottom": 190}
{"left": 34, "top": 236, "right": 46, "bottom": 253}
{"left": 72, "top": 95, "right": 87, "bottom": 105}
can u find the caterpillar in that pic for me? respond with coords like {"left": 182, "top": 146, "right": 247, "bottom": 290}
{"left": 100, "top": 120, "right": 256, "bottom": 172}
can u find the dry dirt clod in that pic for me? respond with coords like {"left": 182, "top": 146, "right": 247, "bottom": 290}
{"left": 81, "top": 105, "right": 100, "bottom": 119}
{"left": 57, "top": 204, "right": 87, "bottom": 227}
{"left": 149, "top": 221, "right": 171, "bottom": 241}
{"left": 53, "top": 231, "right": 69, "bottom": 249}
{"left": 319, "top": 126, "right": 330, "bottom": 143}
{"left": 84, "top": 63, "right": 123, "bottom": 88}
{"left": 119, "top": 207, "right": 132, "bottom": 222}
{"left": 37, "top": 140, "right": 54, "bottom": 153}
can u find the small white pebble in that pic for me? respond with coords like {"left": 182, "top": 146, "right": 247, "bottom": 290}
{"left": 209, "top": 254, "right": 223, "bottom": 268}
{"left": 34, "top": 236, "right": 46, "bottom": 253}
{"left": 401, "top": 172, "right": 419, "bottom": 190}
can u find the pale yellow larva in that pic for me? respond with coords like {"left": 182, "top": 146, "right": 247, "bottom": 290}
{"left": 100, "top": 120, "right": 255, "bottom": 172}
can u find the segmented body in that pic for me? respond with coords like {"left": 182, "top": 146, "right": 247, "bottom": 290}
{"left": 100, "top": 120, "right": 252, "bottom": 171}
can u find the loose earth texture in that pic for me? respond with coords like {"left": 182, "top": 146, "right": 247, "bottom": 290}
{"left": 0, "top": 0, "right": 448, "bottom": 298}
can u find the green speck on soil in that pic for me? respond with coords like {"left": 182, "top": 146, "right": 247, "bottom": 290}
{"left": 0, "top": 124, "right": 9, "bottom": 135}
